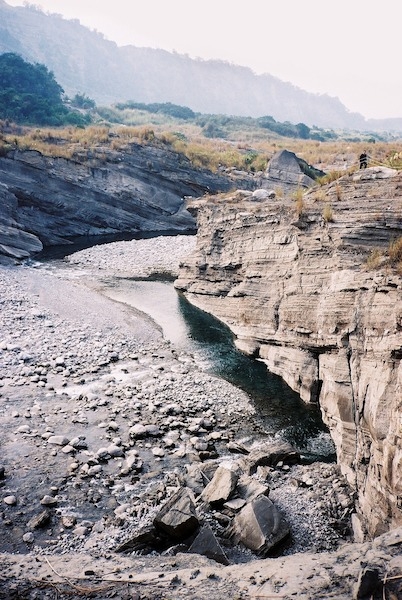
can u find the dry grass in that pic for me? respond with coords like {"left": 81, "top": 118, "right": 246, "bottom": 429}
{"left": 365, "top": 248, "right": 383, "bottom": 270}
{"left": 2, "top": 119, "right": 402, "bottom": 177}
{"left": 322, "top": 203, "right": 334, "bottom": 222}
{"left": 365, "top": 238, "right": 402, "bottom": 273}
{"left": 292, "top": 188, "right": 305, "bottom": 217}
{"left": 388, "top": 236, "right": 402, "bottom": 273}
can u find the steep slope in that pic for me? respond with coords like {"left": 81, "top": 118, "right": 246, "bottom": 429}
{"left": 175, "top": 167, "right": 402, "bottom": 539}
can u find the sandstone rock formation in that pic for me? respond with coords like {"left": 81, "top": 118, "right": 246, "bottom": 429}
{"left": 0, "top": 144, "right": 239, "bottom": 261}
{"left": 260, "top": 148, "right": 326, "bottom": 193}
{"left": 175, "top": 166, "right": 402, "bottom": 539}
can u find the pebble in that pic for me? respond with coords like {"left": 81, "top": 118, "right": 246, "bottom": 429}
{"left": 4, "top": 495, "right": 17, "bottom": 506}
{"left": 40, "top": 495, "right": 58, "bottom": 506}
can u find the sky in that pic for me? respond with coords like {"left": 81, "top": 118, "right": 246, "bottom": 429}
{"left": 5, "top": 0, "right": 402, "bottom": 120}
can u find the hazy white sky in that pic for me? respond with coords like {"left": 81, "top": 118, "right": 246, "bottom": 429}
{"left": 6, "top": 0, "right": 402, "bottom": 119}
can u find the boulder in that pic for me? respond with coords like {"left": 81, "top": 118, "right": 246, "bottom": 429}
{"left": 153, "top": 487, "right": 199, "bottom": 541}
{"left": 262, "top": 149, "right": 325, "bottom": 192}
{"left": 241, "top": 441, "right": 301, "bottom": 475}
{"left": 187, "top": 524, "right": 230, "bottom": 565}
{"left": 201, "top": 465, "right": 239, "bottom": 506}
{"left": 235, "top": 474, "right": 270, "bottom": 502}
{"left": 230, "top": 494, "right": 290, "bottom": 556}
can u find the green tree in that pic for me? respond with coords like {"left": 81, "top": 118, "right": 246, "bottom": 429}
{"left": 0, "top": 52, "right": 91, "bottom": 126}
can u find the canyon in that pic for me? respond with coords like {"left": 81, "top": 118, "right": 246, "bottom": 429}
{"left": 175, "top": 165, "right": 402, "bottom": 540}
{"left": 1, "top": 144, "right": 402, "bottom": 597}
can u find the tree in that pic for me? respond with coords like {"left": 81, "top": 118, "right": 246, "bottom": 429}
{"left": 0, "top": 52, "right": 91, "bottom": 126}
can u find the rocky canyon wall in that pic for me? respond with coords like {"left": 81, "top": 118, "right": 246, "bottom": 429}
{"left": 0, "top": 144, "right": 244, "bottom": 261}
{"left": 175, "top": 167, "right": 402, "bottom": 539}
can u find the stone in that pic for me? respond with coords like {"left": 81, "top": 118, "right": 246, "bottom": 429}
{"left": 262, "top": 149, "right": 325, "bottom": 192}
{"left": 153, "top": 487, "right": 199, "bottom": 541}
{"left": 129, "top": 424, "right": 147, "bottom": 438}
{"left": 236, "top": 474, "right": 270, "bottom": 502}
{"left": 61, "top": 515, "right": 77, "bottom": 528}
{"left": 47, "top": 435, "right": 70, "bottom": 446}
{"left": 187, "top": 524, "right": 230, "bottom": 565}
{"left": 27, "top": 510, "right": 51, "bottom": 529}
{"left": 152, "top": 447, "right": 165, "bottom": 457}
{"left": 69, "top": 436, "right": 88, "bottom": 450}
{"left": 115, "top": 525, "right": 169, "bottom": 554}
{"left": 252, "top": 189, "right": 275, "bottom": 201}
{"left": 201, "top": 465, "right": 238, "bottom": 506}
{"left": 230, "top": 494, "right": 290, "bottom": 556}
{"left": 241, "top": 441, "right": 300, "bottom": 475}
{"left": 4, "top": 495, "right": 17, "bottom": 506}
{"left": 40, "top": 495, "right": 58, "bottom": 506}
{"left": 145, "top": 424, "right": 162, "bottom": 437}
{"left": 354, "top": 567, "right": 382, "bottom": 599}
{"left": 223, "top": 498, "right": 246, "bottom": 512}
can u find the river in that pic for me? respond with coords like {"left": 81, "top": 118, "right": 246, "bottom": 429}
{"left": 37, "top": 235, "right": 336, "bottom": 463}
{"left": 89, "top": 277, "right": 335, "bottom": 463}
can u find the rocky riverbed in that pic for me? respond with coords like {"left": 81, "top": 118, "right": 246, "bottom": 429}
{"left": 1, "top": 235, "right": 400, "bottom": 599}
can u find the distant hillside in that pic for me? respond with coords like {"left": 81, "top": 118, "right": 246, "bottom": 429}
{"left": 1, "top": 0, "right": 402, "bottom": 133}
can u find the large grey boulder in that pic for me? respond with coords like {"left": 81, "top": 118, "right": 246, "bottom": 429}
{"left": 201, "top": 465, "right": 239, "bottom": 506}
{"left": 153, "top": 487, "right": 199, "bottom": 541}
{"left": 230, "top": 494, "right": 290, "bottom": 556}
{"left": 262, "top": 149, "right": 325, "bottom": 192}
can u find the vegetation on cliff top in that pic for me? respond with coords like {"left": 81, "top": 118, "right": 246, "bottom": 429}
{"left": 2, "top": 51, "right": 402, "bottom": 174}
{"left": 2, "top": 118, "right": 402, "bottom": 176}
{"left": 1, "top": 51, "right": 402, "bottom": 177}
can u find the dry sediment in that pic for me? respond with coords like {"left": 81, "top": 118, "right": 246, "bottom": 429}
{"left": 1, "top": 235, "right": 398, "bottom": 599}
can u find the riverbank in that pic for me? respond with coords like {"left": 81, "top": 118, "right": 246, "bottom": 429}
{"left": 0, "top": 235, "right": 370, "bottom": 599}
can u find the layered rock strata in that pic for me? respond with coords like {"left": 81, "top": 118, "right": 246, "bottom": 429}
{"left": 0, "top": 144, "right": 241, "bottom": 260}
{"left": 175, "top": 167, "right": 402, "bottom": 539}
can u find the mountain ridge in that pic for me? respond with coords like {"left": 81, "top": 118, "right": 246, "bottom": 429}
{"left": 2, "top": 0, "right": 402, "bottom": 132}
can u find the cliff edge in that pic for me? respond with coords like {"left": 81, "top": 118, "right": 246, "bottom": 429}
{"left": 175, "top": 166, "right": 402, "bottom": 540}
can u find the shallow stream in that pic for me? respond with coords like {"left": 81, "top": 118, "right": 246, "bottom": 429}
{"left": 38, "top": 235, "right": 336, "bottom": 463}
{"left": 86, "top": 276, "right": 335, "bottom": 462}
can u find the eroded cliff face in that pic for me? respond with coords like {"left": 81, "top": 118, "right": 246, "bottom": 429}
{"left": 0, "top": 144, "right": 243, "bottom": 261}
{"left": 175, "top": 167, "right": 402, "bottom": 539}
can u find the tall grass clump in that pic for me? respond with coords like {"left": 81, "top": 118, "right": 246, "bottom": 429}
{"left": 323, "top": 203, "right": 334, "bottom": 222}
{"left": 316, "top": 171, "right": 343, "bottom": 186}
{"left": 388, "top": 236, "right": 402, "bottom": 272}
{"left": 365, "top": 248, "right": 383, "bottom": 270}
{"left": 293, "top": 188, "right": 305, "bottom": 217}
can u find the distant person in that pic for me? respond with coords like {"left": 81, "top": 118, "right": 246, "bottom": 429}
{"left": 359, "top": 152, "right": 368, "bottom": 169}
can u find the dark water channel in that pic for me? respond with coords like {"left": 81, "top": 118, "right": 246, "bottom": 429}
{"left": 99, "top": 277, "right": 335, "bottom": 463}
{"left": 38, "top": 234, "right": 335, "bottom": 463}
